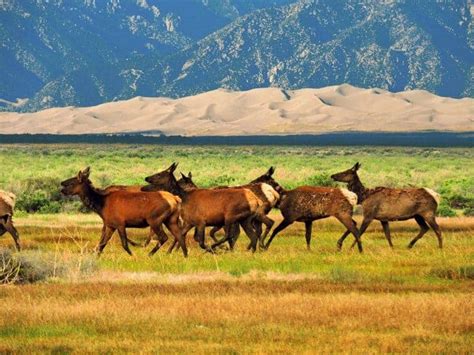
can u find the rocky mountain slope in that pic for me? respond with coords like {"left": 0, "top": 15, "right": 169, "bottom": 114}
{"left": 1, "top": 0, "right": 473, "bottom": 112}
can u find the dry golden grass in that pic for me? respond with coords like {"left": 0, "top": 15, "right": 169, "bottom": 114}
{"left": 0, "top": 281, "right": 472, "bottom": 353}
{"left": 0, "top": 213, "right": 473, "bottom": 353}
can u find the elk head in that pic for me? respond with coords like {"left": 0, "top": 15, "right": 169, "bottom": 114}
{"left": 331, "top": 162, "right": 361, "bottom": 183}
{"left": 177, "top": 172, "right": 198, "bottom": 191}
{"left": 250, "top": 166, "right": 283, "bottom": 192}
{"left": 60, "top": 167, "right": 91, "bottom": 195}
{"left": 142, "top": 162, "right": 178, "bottom": 192}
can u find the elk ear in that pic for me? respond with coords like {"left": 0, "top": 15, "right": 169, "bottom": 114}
{"left": 180, "top": 172, "right": 186, "bottom": 179}
{"left": 352, "top": 162, "right": 361, "bottom": 171}
{"left": 188, "top": 172, "right": 192, "bottom": 179}
{"left": 82, "top": 166, "right": 91, "bottom": 178}
{"left": 168, "top": 162, "right": 178, "bottom": 173}
{"left": 267, "top": 166, "right": 275, "bottom": 176}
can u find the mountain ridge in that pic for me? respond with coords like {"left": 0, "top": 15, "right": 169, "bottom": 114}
{"left": 1, "top": 0, "right": 473, "bottom": 112}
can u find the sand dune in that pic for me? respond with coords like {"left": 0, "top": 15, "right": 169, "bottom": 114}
{"left": 1, "top": 84, "right": 473, "bottom": 135}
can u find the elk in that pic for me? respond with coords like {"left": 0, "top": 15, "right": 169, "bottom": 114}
{"left": 261, "top": 180, "right": 362, "bottom": 252}
{"left": 60, "top": 167, "right": 187, "bottom": 257}
{"left": 182, "top": 167, "right": 281, "bottom": 249}
{"left": 102, "top": 162, "right": 179, "bottom": 247}
{"left": 331, "top": 162, "right": 442, "bottom": 249}
{"left": 177, "top": 172, "right": 239, "bottom": 249}
{"left": 0, "top": 190, "right": 20, "bottom": 251}
{"left": 142, "top": 167, "right": 278, "bottom": 252}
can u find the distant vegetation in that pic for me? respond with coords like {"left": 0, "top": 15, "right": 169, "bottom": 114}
{"left": 1, "top": 144, "right": 472, "bottom": 217}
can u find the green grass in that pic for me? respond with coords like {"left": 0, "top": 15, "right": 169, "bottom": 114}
{"left": 0, "top": 144, "right": 473, "bottom": 214}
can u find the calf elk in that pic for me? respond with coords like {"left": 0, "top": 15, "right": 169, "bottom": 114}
{"left": 0, "top": 190, "right": 20, "bottom": 251}
{"left": 263, "top": 184, "right": 362, "bottom": 252}
{"left": 60, "top": 167, "right": 187, "bottom": 257}
{"left": 331, "top": 163, "right": 442, "bottom": 249}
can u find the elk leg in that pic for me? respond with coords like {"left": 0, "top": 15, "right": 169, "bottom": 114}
{"left": 117, "top": 226, "right": 133, "bottom": 256}
{"left": 228, "top": 224, "right": 240, "bottom": 250}
{"left": 408, "top": 215, "right": 429, "bottom": 249}
{"left": 143, "top": 226, "right": 161, "bottom": 247}
{"left": 148, "top": 218, "right": 169, "bottom": 256}
{"left": 165, "top": 216, "right": 188, "bottom": 257}
{"left": 335, "top": 214, "right": 363, "bottom": 253}
{"left": 305, "top": 221, "right": 312, "bottom": 250}
{"left": 3, "top": 216, "right": 20, "bottom": 251}
{"left": 195, "top": 225, "right": 208, "bottom": 251}
{"left": 168, "top": 222, "right": 192, "bottom": 256}
{"left": 425, "top": 215, "right": 443, "bottom": 249}
{"left": 240, "top": 217, "right": 259, "bottom": 252}
{"left": 380, "top": 221, "right": 394, "bottom": 248}
{"left": 263, "top": 218, "right": 293, "bottom": 250}
{"left": 209, "top": 226, "right": 222, "bottom": 243}
{"left": 253, "top": 214, "right": 274, "bottom": 249}
{"left": 97, "top": 226, "right": 116, "bottom": 255}
{"left": 211, "top": 223, "right": 234, "bottom": 250}
{"left": 337, "top": 230, "right": 351, "bottom": 251}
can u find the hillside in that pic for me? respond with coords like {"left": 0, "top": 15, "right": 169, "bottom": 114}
{"left": 0, "top": 0, "right": 472, "bottom": 112}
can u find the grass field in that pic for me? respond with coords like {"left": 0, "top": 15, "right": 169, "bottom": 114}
{"left": 0, "top": 144, "right": 473, "bottom": 353}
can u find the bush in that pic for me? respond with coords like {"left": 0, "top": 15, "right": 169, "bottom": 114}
{"left": 463, "top": 206, "right": 474, "bottom": 216}
{"left": 307, "top": 174, "right": 336, "bottom": 187}
{"left": 437, "top": 203, "right": 456, "bottom": 217}
{"left": 0, "top": 248, "right": 97, "bottom": 284}
{"left": 15, "top": 177, "right": 64, "bottom": 213}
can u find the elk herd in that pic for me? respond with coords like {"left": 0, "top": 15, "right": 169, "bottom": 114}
{"left": 0, "top": 163, "right": 443, "bottom": 256}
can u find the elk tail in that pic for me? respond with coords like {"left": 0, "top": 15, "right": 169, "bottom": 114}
{"left": 423, "top": 188, "right": 441, "bottom": 206}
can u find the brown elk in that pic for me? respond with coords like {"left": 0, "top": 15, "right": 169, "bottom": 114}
{"left": 102, "top": 162, "right": 179, "bottom": 247}
{"left": 260, "top": 177, "right": 363, "bottom": 252}
{"left": 181, "top": 168, "right": 281, "bottom": 250}
{"left": 60, "top": 167, "right": 187, "bottom": 257}
{"left": 142, "top": 168, "right": 278, "bottom": 252}
{"left": 176, "top": 172, "right": 239, "bottom": 249}
{"left": 0, "top": 190, "right": 20, "bottom": 251}
{"left": 331, "top": 162, "right": 442, "bottom": 249}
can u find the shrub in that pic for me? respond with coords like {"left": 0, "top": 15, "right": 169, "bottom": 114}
{"left": 0, "top": 248, "right": 97, "bottom": 284}
{"left": 463, "top": 206, "right": 474, "bottom": 216}
{"left": 307, "top": 174, "right": 336, "bottom": 187}
{"left": 437, "top": 203, "right": 456, "bottom": 217}
{"left": 15, "top": 177, "right": 64, "bottom": 213}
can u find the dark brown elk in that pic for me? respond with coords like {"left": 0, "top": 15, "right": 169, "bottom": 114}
{"left": 0, "top": 190, "right": 20, "bottom": 251}
{"left": 331, "top": 162, "right": 442, "bottom": 249}
{"left": 60, "top": 167, "right": 187, "bottom": 257}
{"left": 261, "top": 180, "right": 363, "bottom": 252}
{"left": 142, "top": 168, "right": 277, "bottom": 252}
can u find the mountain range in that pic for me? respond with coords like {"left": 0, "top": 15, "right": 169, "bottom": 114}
{"left": 1, "top": 0, "right": 473, "bottom": 113}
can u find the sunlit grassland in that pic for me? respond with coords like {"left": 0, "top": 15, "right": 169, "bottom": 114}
{"left": 1, "top": 144, "right": 473, "bottom": 192}
{"left": 0, "top": 144, "right": 473, "bottom": 352}
{"left": 1, "top": 213, "right": 473, "bottom": 352}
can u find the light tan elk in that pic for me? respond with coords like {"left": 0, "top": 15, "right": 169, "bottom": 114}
{"left": 0, "top": 190, "right": 20, "bottom": 251}
{"left": 331, "top": 163, "right": 442, "bottom": 249}
{"left": 61, "top": 167, "right": 187, "bottom": 257}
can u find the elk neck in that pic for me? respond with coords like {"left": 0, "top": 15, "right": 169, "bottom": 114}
{"left": 78, "top": 182, "right": 106, "bottom": 217}
{"left": 347, "top": 174, "right": 368, "bottom": 204}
